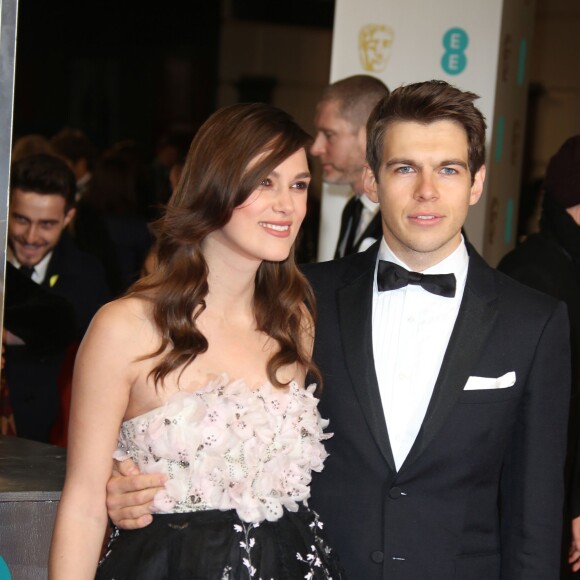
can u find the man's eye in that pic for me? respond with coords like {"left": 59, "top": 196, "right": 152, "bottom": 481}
{"left": 441, "top": 167, "right": 457, "bottom": 175}
{"left": 396, "top": 166, "right": 413, "bottom": 174}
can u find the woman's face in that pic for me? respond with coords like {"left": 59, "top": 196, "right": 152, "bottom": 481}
{"left": 209, "top": 148, "right": 310, "bottom": 264}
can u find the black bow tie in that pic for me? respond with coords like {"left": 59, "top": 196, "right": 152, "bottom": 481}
{"left": 377, "top": 260, "right": 456, "bottom": 298}
{"left": 19, "top": 265, "right": 35, "bottom": 279}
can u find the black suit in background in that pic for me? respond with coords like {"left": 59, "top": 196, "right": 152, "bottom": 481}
{"left": 303, "top": 241, "right": 570, "bottom": 579}
{"left": 334, "top": 196, "right": 382, "bottom": 259}
{"left": 498, "top": 195, "right": 580, "bottom": 577}
{"left": 71, "top": 199, "right": 124, "bottom": 297}
{"left": 4, "top": 231, "right": 111, "bottom": 442}
{"left": 4, "top": 262, "right": 77, "bottom": 353}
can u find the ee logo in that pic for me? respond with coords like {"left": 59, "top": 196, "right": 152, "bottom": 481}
{"left": 0, "top": 556, "right": 10, "bottom": 580}
{"left": 441, "top": 28, "right": 468, "bottom": 75}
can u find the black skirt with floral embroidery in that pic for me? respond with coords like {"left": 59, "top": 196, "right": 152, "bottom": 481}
{"left": 95, "top": 504, "right": 346, "bottom": 580}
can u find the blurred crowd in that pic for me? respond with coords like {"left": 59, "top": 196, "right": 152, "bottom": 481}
{"left": 0, "top": 125, "right": 322, "bottom": 445}
{"left": 0, "top": 127, "right": 190, "bottom": 444}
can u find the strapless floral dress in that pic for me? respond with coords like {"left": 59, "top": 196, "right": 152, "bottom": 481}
{"left": 95, "top": 375, "right": 346, "bottom": 579}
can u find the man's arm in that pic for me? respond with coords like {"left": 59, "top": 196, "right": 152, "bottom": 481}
{"left": 500, "top": 301, "right": 571, "bottom": 578}
{"left": 106, "top": 459, "right": 167, "bottom": 529}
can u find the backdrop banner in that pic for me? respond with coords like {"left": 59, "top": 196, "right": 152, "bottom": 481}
{"left": 318, "top": 0, "right": 536, "bottom": 265}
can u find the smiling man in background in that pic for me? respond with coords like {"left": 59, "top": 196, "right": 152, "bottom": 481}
{"left": 4, "top": 154, "right": 110, "bottom": 441}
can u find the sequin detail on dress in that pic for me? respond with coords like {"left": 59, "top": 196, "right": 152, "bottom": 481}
{"left": 113, "top": 375, "right": 331, "bottom": 523}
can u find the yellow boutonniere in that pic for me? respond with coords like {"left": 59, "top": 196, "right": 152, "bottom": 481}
{"left": 49, "top": 275, "right": 59, "bottom": 288}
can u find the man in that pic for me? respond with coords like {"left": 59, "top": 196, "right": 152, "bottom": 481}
{"left": 4, "top": 154, "right": 111, "bottom": 442}
{"left": 497, "top": 135, "right": 580, "bottom": 576}
{"left": 310, "top": 75, "right": 389, "bottom": 258}
{"left": 305, "top": 80, "right": 570, "bottom": 578}
{"left": 51, "top": 127, "right": 97, "bottom": 200}
{"left": 105, "top": 82, "right": 570, "bottom": 579}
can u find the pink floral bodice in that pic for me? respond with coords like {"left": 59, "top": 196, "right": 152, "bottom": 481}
{"left": 113, "top": 375, "right": 330, "bottom": 524}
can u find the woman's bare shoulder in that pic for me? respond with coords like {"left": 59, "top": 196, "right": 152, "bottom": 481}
{"left": 85, "top": 295, "right": 157, "bottom": 348}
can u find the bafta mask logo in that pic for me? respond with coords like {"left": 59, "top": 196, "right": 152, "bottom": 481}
{"left": 359, "top": 24, "right": 394, "bottom": 73}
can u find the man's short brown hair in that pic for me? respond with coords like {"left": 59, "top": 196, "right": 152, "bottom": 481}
{"left": 366, "top": 80, "right": 486, "bottom": 181}
{"left": 10, "top": 154, "right": 77, "bottom": 211}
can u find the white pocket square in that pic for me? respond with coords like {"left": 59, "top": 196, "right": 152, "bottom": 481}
{"left": 463, "top": 371, "right": 516, "bottom": 391}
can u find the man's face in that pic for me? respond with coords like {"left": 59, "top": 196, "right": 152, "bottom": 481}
{"left": 310, "top": 99, "right": 367, "bottom": 193}
{"left": 8, "top": 189, "right": 75, "bottom": 267}
{"left": 364, "top": 119, "right": 485, "bottom": 271}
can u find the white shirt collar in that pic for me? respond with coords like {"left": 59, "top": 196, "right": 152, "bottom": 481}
{"left": 7, "top": 245, "right": 53, "bottom": 285}
{"left": 359, "top": 193, "right": 380, "bottom": 214}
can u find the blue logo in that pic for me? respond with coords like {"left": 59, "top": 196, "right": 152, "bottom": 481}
{"left": 0, "top": 556, "right": 11, "bottom": 580}
{"left": 441, "top": 28, "right": 469, "bottom": 75}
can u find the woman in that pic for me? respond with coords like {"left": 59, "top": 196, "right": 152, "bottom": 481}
{"left": 49, "top": 103, "right": 344, "bottom": 579}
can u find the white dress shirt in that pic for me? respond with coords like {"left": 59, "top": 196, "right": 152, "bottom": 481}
{"left": 7, "top": 245, "right": 52, "bottom": 285}
{"left": 336, "top": 195, "right": 380, "bottom": 258}
{"left": 372, "top": 237, "right": 469, "bottom": 470}
{"left": 355, "top": 194, "right": 380, "bottom": 244}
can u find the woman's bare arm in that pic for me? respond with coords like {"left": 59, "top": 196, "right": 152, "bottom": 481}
{"left": 49, "top": 299, "right": 144, "bottom": 579}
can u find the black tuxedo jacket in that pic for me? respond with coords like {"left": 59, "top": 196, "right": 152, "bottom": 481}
{"left": 4, "top": 262, "right": 77, "bottom": 353}
{"left": 334, "top": 196, "right": 382, "bottom": 259}
{"left": 40, "top": 230, "right": 112, "bottom": 337}
{"left": 303, "top": 242, "right": 571, "bottom": 579}
{"left": 498, "top": 205, "right": 580, "bottom": 524}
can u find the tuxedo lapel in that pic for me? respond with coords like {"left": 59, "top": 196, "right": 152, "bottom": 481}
{"left": 334, "top": 195, "right": 358, "bottom": 259}
{"left": 400, "top": 247, "right": 498, "bottom": 471}
{"left": 41, "top": 232, "right": 68, "bottom": 290}
{"left": 337, "top": 244, "right": 396, "bottom": 470}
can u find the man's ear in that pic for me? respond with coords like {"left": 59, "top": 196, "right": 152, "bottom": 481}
{"left": 469, "top": 165, "right": 486, "bottom": 206}
{"left": 363, "top": 165, "right": 379, "bottom": 203}
{"left": 63, "top": 207, "right": 76, "bottom": 228}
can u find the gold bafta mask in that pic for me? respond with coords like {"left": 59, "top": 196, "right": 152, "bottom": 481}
{"left": 359, "top": 24, "right": 394, "bottom": 73}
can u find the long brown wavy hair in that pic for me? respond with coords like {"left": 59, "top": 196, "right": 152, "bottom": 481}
{"left": 129, "top": 103, "right": 321, "bottom": 389}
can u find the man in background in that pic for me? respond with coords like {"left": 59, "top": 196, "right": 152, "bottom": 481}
{"left": 51, "top": 128, "right": 97, "bottom": 200}
{"left": 498, "top": 135, "right": 580, "bottom": 576}
{"left": 4, "top": 154, "right": 110, "bottom": 442}
{"left": 310, "top": 74, "right": 389, "bottom": 258}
